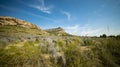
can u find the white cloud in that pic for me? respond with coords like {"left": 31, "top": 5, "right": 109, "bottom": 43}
{"left": 65, "top": 25, "right": 79, "bottom": 35}
{"left": 19, "top": 0, "right": 53, "bottom": 14}
{"left": 30, "top": 5, "right": 52, "bottom": 14}
{"left": 64, "top": 24, "right": 102, "bottom": 36}
{"left": 30, "top": 0, "right": 53, "bottom": 14}
{"left": 61, "top": 11, "right": 71, "bottom": 20}
{"left": 0, "top": 4, "right": 55, "bottom": 22}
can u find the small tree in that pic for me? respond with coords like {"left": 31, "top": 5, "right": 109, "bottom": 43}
{"left": 100, "top": 34, "right": 107, "bottom": 38}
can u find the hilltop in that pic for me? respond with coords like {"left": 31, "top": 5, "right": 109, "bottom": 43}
{"left": 45, "top": 27, "right": 71, "bottom": 36}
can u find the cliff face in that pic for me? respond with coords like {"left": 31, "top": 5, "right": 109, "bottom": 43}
{"left": 0, "top": 16, "right": 39, "bottom": 29}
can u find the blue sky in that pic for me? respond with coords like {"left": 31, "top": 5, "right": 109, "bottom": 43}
{"left": 0, "top": 0, "right": 120, "bottom": 36}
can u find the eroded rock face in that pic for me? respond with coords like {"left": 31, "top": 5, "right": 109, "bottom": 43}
{"left": 0, "top": 16, "right": 39, "bottom": 29}
{"left": 45, "top": 27, "right": 70, "bottom": 36}
{"left": 45, "top": 27, "right": 64, "bottom": 32}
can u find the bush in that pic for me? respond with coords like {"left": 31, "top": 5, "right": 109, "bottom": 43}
{"left": 0, "top": 37, "right": 120, "bottom": 67}
{"left": 91, "top": 38, "right": 120, "bottom": 67}
{"left": 100, "top": 34, "right": 107, "bottom": 38}
{"left": 64, "top": 41, "right": 100, "bottom": 67}
{"left": 0, "top": 41, "right": 43, "bottom": 67}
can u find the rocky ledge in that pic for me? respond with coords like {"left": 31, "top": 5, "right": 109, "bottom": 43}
{"left": 0, "top": 16, "right": 39, "bottom": 29}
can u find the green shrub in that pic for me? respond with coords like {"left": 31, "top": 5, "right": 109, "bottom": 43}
{"left": 91, "top": 38, "right": 120, "bottom": 67}
{"left": 0, "top": 36, "right": 120, "bottom": 67}
{"left": 0, "top": 41, "right": 42, "bottom": 67}
{"left": 55, "top": 39, "right": 65, "bottom": 47}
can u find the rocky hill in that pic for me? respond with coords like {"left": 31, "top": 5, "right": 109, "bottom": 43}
{"left": 0, "top": 16, "right": 71, "bottom": 45}
{"left": 0, "top": 16, "right": 39, "bottom": 29}
{"left": 45, "top": 27, "right": 71, "bottom": 36}
{"left": 0, "top": 16, "right": 49, "bottom": 44}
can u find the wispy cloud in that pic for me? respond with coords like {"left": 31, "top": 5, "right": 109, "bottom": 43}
{"left": 61, "top": 11, "right": 71, "bottom": 20}
{"left": 64, "top": 24, "right": 102, "bottom": 36}
{"left": 65, "top": 25, "right": 79, "bottom": 35}
{"left": 18, "top": 0, "right": 53, "bottom": 14}
{"left": 0, "top": 4, "right": 55, "bottom": 22}
{"left": 30, "top": 0, "right": 53, "bottom": 14}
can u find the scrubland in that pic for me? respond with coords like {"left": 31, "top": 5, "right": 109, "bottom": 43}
{"left": 0, "top": 37, "right": 120, "bottom": 67}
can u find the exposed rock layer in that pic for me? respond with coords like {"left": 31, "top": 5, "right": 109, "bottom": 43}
{"left": 0, "top": 16, "right": 39, "bottom": 29}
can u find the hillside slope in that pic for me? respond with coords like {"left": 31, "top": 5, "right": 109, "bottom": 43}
{"left": 0, "top": 16, "right": 72, "bottom": 45}
{"left": 0, "top": 16, "right": 48, "bottom": 44}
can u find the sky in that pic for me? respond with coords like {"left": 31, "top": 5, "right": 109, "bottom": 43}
{"left": 0, "top": 0, "right": 120, "bottom": 36}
